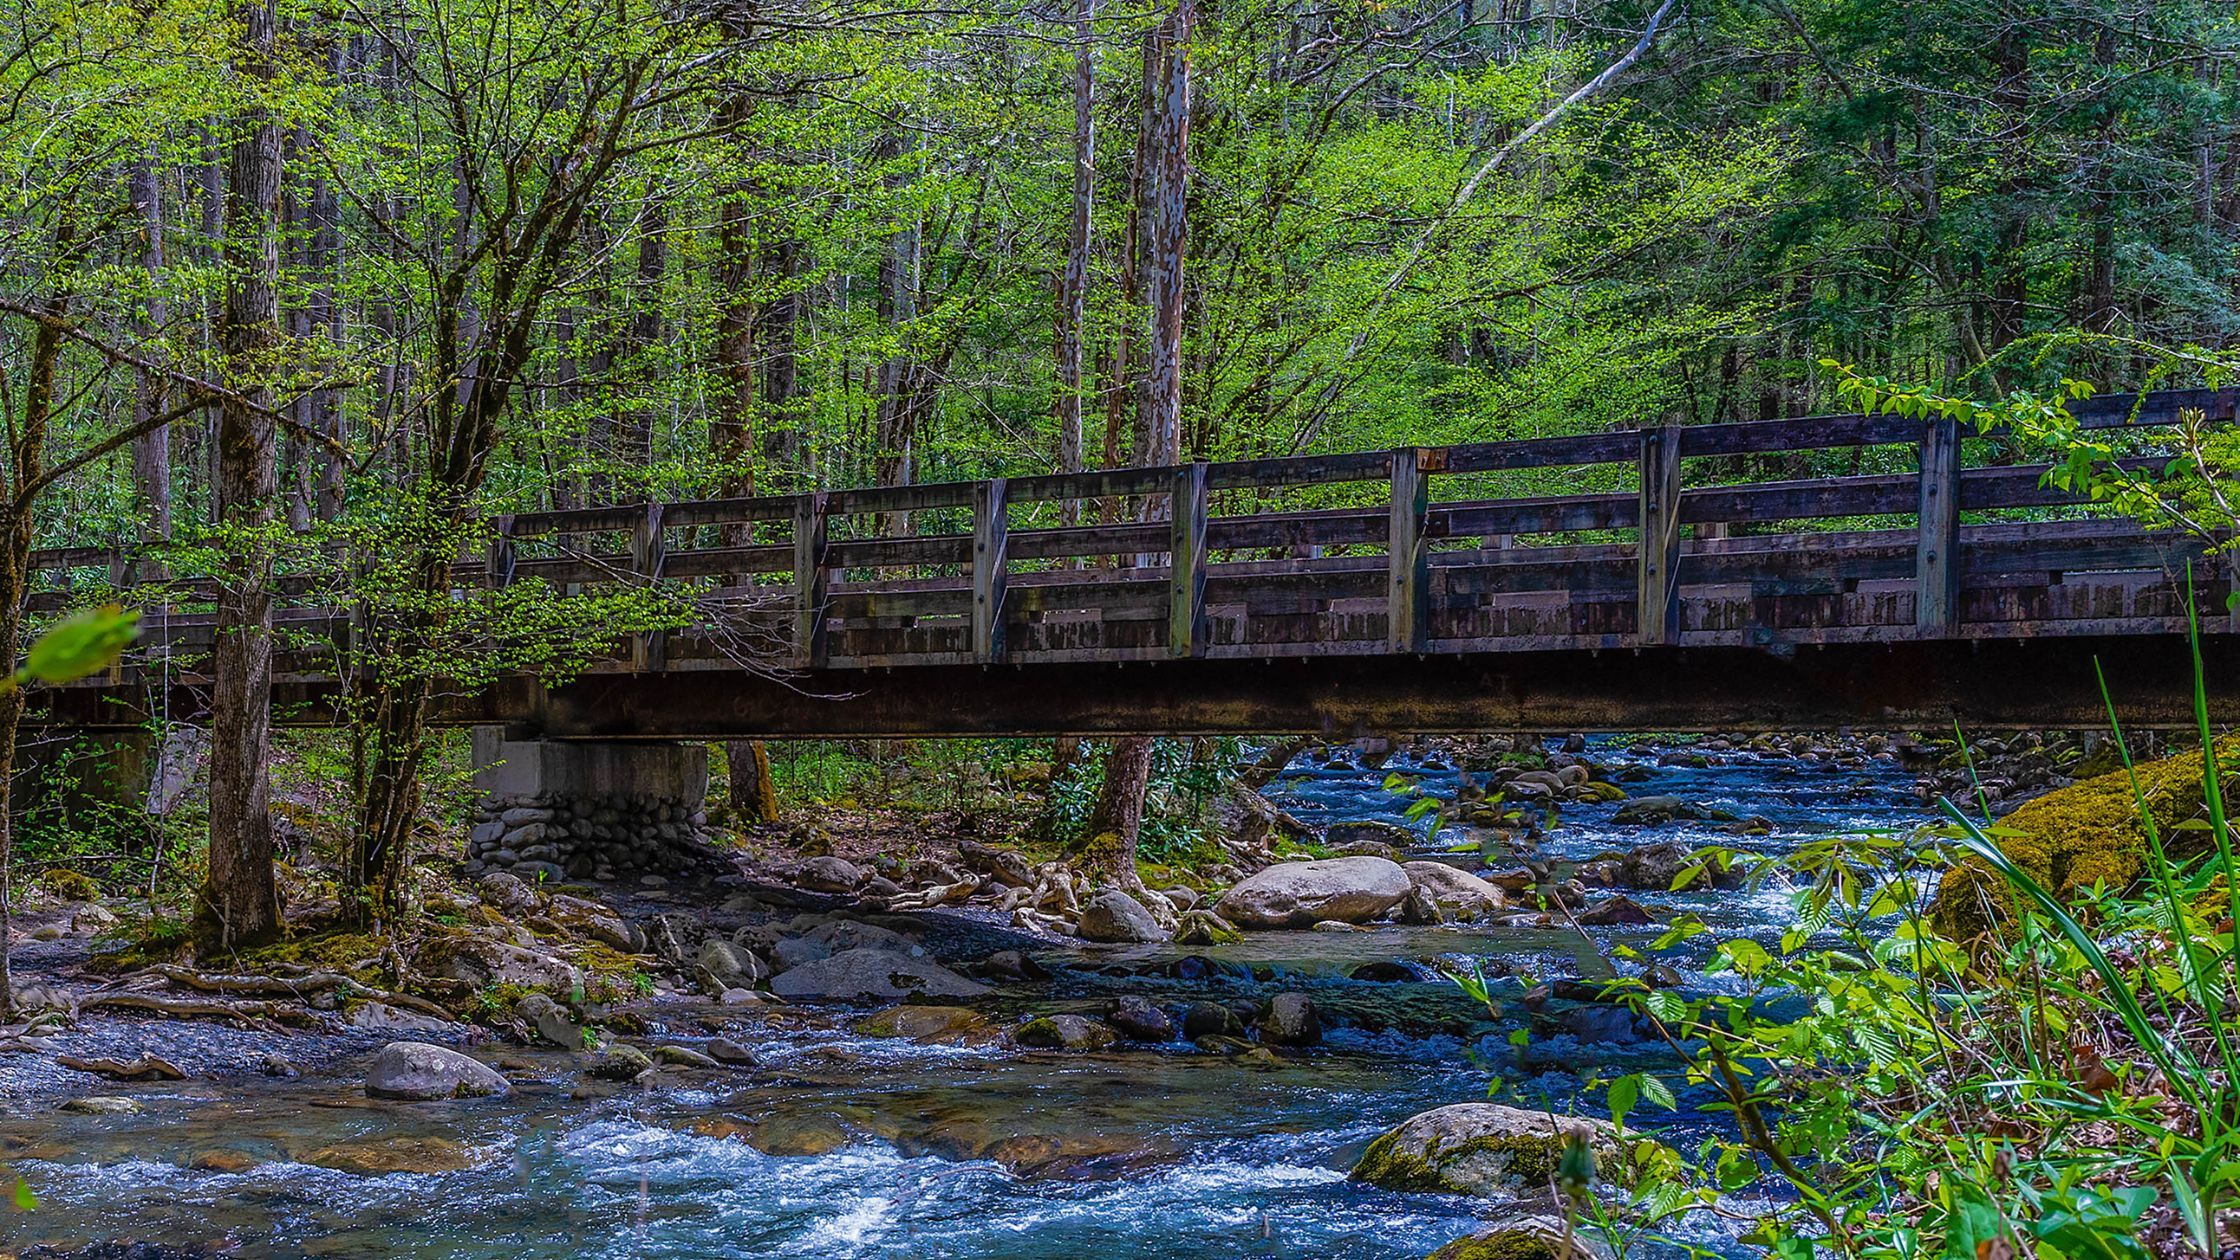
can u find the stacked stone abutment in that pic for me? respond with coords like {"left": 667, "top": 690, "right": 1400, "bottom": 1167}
{"left": 464, "top": 729, "right": 710, "bottom": 882}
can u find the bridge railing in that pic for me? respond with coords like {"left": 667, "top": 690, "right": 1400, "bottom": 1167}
{"left": 25, "top": 387, "right": 2237, "bottom": 673}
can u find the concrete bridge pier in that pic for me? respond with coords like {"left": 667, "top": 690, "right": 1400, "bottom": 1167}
{"left": 465, "top": 728, "right": 710, "bottom": 883}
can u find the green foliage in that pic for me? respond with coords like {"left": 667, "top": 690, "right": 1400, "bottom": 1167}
{"left": 1833, "top": 339, "right": 2240, "bottom": 573}
{"left": 1497, "top": 617, "right": 2240, "bottom": 1260}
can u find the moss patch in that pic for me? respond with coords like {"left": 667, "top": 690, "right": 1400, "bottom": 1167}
{"left": 240, "top": 932, "right": 390, "bottom": 981}
{"left": 570, "top": 942, "right": 657, "bottom": 1003}
{"left": 35, "top": 869, "right": 100, "bottom": 902}
{"left": 1931, "top": 735, "right": 2240, "bottom": 941}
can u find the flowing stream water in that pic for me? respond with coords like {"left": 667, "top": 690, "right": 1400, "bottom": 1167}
{"left": 0, "top": 739, "right": 1929, "bottom": 1259}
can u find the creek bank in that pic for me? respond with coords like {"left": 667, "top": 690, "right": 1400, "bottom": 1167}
{"left": 2, "top": 733, "right": 1942, "bottom": 1259}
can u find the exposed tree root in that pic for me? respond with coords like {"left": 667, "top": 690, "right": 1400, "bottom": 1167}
{"left": 150, "top": 964, "right": 453, "bottom": 1020}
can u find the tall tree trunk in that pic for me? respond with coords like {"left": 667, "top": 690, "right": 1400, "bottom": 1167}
{"left": 873, "top": 130, "right": 923, "bottom": 535}
{"left": 759, "top": 236, "right": 803, "bottom": 478}
{"left": 727, "top": 740, "right": 779, "bottom": 825}
{"left": 0, "top": 297, "right": 65, "bottom": 1017}
{"left": 200, "top": 0, "right": 285, "bottom": 953}
{"left": 711, "top": 98, "right": 780, "bottom": 824}
{"left": 713, "top": 184, "right": 758, "bottom": 511}
{"left": 582, "top": 213, "right": 617, "bottom": 502}
{"left": 130, "top": 152, "right": 173, "bottom": 545}
{"left": 1080, "top": 3, "right": 1193, "bottom": 893}
{"left": 622, "top": 192, "right": 668, "bottom": 480}
{"left": 1075, "top": 736, "right": 1156, "bottom": 894}
{"left": 1139, "top": 0, "right": 1193, "bottom": 467}
{"left": 304, "top": 36, "right": 345, "bottom": 522}
{"left": 1054, "top": 0, "right": 1096, "bottom": 528}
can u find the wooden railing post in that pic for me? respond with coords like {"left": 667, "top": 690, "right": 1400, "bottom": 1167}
{"left": 793, "top": 491, "right": 830, "bottom": 669}
{"left": 1915, "top": 416, "right": 1961, "bottom": 632}
{"left": 972, "top": 478, "right": 1010, "bottom": 663}
{"left": 631, "top": 503, "right": 668, "bottom": 671}
{"left": 1388, "top": 448, "right": 1430, "bottom": 652}
{"left": 1636, "top": 423, "right": 1683, "bottom": 646}
{"left": 1169, "top": 462, "right": 1209, "bottom": 657}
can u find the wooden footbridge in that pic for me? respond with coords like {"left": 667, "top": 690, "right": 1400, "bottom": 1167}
{"left": 31, "top": 389, "right": 2240, "bottom": 736}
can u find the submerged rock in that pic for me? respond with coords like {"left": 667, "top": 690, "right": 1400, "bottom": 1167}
{"left": 1325, "top": 819, "right": 1418, "bottom": 851}
{"left": 1261, "top": 992, "right": 1321, "bottom": 1046}
{"left": 57, "top": 1095, "right": 142, "bottom": 1115}
{"left": 978, "top": 948, "right": 1050, "bottom": 980}
{"left": 1215, "top": 857, "right": 1412, "bottom": 928}
{"left": 1350, "top": 1102, "right": 1626, "bottom": 1200}
{"left": 307, "top": 1136, "right": 486, "bottom": 1176}
{"left": 365, "top": 1042, "right": 511, "bottom": 1101}
{"left": 852, "top": 1004, "right": 997, "bottom": 1045}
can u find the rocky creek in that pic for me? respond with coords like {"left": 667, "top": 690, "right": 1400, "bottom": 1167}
{"left": 0, "top": 737, "right": 1930, "bottom": 1259}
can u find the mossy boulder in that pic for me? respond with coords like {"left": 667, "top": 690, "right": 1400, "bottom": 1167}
{"left": 1350, "top": 1102, "right": 1629, "bottom": 1201}
{"left": 1425, "top": 1218, "right": 1612, "bottom": 1260}
{"left": 1930, "top": 735, "right": 2240, "bottom": 941}
{"left": 1011, "top": 1014, "right": 1117, "bottom": 1051}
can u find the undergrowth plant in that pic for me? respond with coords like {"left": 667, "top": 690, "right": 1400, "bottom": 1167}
{"left": 1477, "top": 604, "right": 2240, "bottom": 1260}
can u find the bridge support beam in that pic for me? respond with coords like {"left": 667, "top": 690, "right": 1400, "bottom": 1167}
{"left": 464, "top": 728, "right": 709, "bottom": 883}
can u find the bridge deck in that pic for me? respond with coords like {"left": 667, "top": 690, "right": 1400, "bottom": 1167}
{"left": 26, "top": 389, "right": 2240, "bottom": 735}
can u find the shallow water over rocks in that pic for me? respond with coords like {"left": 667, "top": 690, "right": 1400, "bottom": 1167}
{"left": 2, "top": 738, "right": 1929, "bottom": 1259}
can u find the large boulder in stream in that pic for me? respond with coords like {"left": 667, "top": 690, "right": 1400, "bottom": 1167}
{"left": 365, "top": 1042, "right": 511, "bottom": 1101}
{"left": 1214, "top": 856, "right": 1413, "bottom": 929}
{"left": 769, "top": 947, "right": 989, "bottom": 1002}
{"left": 1403, "top": 862, "right": 1507, "bottom": 922}
{"left": 1077, "top": 890, "right": 1171, "bottom": 943}
{"left": 1350, "top": 1102, "right": 1627, "bottom": 1201}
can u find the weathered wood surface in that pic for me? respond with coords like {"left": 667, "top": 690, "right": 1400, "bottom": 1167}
{"left": 24, "top": 391, "right": 2239, "bottom": 733}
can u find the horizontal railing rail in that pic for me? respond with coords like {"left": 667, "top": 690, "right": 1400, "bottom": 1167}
{"left": 19, "top": 389, "right": 2234, "bottom": 680}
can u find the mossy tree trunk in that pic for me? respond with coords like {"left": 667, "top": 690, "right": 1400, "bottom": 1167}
{"left": 725, "top": 740, "right": 778, "bottom": 824}
{"left": 1075, "top": 736, "right": 1155, "bottom": 895}
{"left": 201, "top": 0, "right": 287, "bottom": 954}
